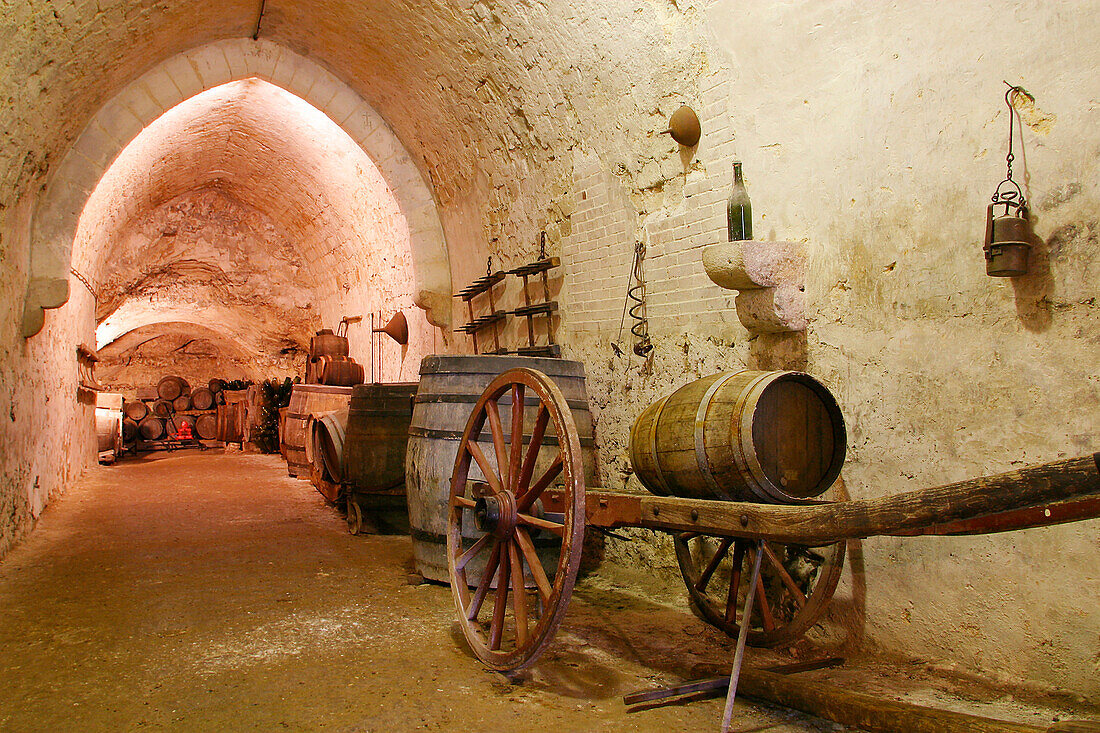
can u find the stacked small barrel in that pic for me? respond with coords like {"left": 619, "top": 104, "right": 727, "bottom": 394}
{"left": 121, "top": 376, "right": 226, "bottom": 447}
{"left": 305, "top": 329, "right": 365, "bottom": 387}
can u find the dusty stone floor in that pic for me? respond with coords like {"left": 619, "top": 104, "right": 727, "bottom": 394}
{"left": 0, "top": 450, "right": 1093, "bottom": 732}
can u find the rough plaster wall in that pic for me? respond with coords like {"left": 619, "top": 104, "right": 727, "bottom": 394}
{"left": 0, "top": 196, "right": 94, "bottom": 557}
{"left": 548, "top": 2, "right": 1100, "bottom": 700}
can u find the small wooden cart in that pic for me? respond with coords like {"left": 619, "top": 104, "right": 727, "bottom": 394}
{"left": 444, "top": 367, "right": 1100, "bottom": 678}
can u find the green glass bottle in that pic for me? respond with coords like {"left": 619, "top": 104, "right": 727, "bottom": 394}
{"left": 727, "top": 161, "right": 752, "bottom": 241}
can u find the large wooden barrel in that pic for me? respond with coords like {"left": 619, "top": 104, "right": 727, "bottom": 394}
{"left": 95, "top": 412, "right": 121, "bottom": 452}
{"left": 172, "top": 394, "right": 191, "bottom": 412}
{"left": 283, "top": 384, "right": 354, "bottom": 479}
{"left": 138, "top": 415, "right": 165, "bottom": 440}
{"left": 123, "top": 400, "right": 148, "bottom": 421}
{"left": 310, "top": 408, "right": 349, "bottom": 484}
{"left": 343, "top": 382, "right": 418, "bottom": 492}
{"left": 157, "top": 375, "right": 190, "bottom": 401}
{"left": 194, "top": 413, "right": 217, "bottom": 440}
{"left": 208, "top": 378, "right": 226, "bottom": 394}
{"left": 190, "top": 387, "right": 216, "bottom": 411}
{"left": 629, "top": 370, "right": 845, "bottom": 504}
{"left": 122, "top": 418, "right": 139, "bottom": 442}
{"left": 217, "top": 390, "right": 249, "bottom": 443}
{"left": 151, "top": 399, "right": 173, "bottom": 418}
{"left": 406, "top": 355, "right": 597, "bottom": 583}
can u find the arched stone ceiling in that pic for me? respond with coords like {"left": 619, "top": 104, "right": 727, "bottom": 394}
{"left": 96, "top": 321, "right": 267, "bottom": 384}
{"left": 76, "top": 77, "right": 412, "bottom": 314}
{"left": 8, "top": 3, "right": 705, "bottom": 335}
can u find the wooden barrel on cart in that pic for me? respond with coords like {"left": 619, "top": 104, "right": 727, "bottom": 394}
{"left": 283, "top": 384, "right": 354, "bottom": 480}
{"left": 629, "top": 370, "right": 846, "bottom": 504}
{"left": 406, "top": 355, "right": 598, "bottom": 584}
{"left": 340, "top": 383, "right": 418, "bottom": 533}
{"left": 157, "top": 375, "right": 190, "bottom": 401}
{"left": 344, "top": 383, "right": 418, "bottom": 490}
{"left": 310, "top": 408, "right": 349, "bottom": 484}
{"left": 138, "top": 415, "right": 165, "bottom": 440}
{"left": 123, "top": 400, "right": 148, "bottom": 421}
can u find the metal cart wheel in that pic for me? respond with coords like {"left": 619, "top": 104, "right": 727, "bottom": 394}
{"left": 674, "top": 477, "right": 849, "bottom": 647}
{"left": 446, "top": 368, "right": 586, "bottom": 672}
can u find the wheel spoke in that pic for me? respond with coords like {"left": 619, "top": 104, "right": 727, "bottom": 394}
{"left": 465, "top": 440, "right": 503, "bottom": 495}
{"left": 452, "top": 495, "right": 476, "bottom": 509}
{"left": 489, "top": 544, "right": 511, "bottom": 650}
{"left": 517, "top": 453, "right": 563, "bottom": 513}
{"left": 467, "top": 541, "right": 502, "bottom": 622}
{"left": 456, "top": 532, "right": 493, "bottom": 571}
{"left": 518, "top": 513, "right": 565, "bottom": 537}
{"left": 515, "top": 405, "right": 549, "bottom": 495}
{"left": 724, "top": 541, "right": 747, "bottom": 624}
{"left": 695, "top": 537, "right": 734, "bottom": 593}
{"left": 508, "top": 384, "right": 525, "bottom": 492}
{"left": 514, "top": 527, "right": 551, "bottom": 605}
{"left": 678, "top": 531, "right": 701, "bottom": 542}
{"left": 762, "top": 541, "right": 807, "bottom": 607}
{"left": 748, "top": 546, "right": 776, "bottom": 631}
{"left": 508, "top": 540, "right": 528, "bottom": 647}
{"left": 485, "top": 399, "right": 508, "bottom": 487}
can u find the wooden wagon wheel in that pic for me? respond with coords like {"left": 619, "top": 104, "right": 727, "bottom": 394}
{"left": 674, "top": 477, "right": 849, "bottom": 647}
{"left": 447, "top": 368, "right": 586, "bottom": 672}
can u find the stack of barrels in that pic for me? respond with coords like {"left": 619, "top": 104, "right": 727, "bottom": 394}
{"left": 121, "top": 376, "right": 226, "bottom": 446}
{"left": 305, "top": 329, "right": 364, "bottom": 387}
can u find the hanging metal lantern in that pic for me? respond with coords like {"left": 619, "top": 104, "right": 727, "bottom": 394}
{"left": 984, "top": 84, "right": 1036, "bottom": 277}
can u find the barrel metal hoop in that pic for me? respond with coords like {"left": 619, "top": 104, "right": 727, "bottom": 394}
{"left": 646, "top": 396, "right": 673, "bottom": 495}
{"left": 694, "top": 372, "right": 741, "bottom": 498}
{"left": 733, "top": 371, "right": 782, "bottom": 502}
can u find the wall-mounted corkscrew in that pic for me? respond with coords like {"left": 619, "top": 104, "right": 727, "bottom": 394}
{"left": 616, "top": 241, "right": 653, "bottom": 357}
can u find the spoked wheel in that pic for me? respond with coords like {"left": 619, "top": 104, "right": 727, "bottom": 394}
{"left": 674, "top": 478, "right": 849, "bottom": 647}
{"left": 447, "top": 368, "right": 586, "bottom": 672}
{"left": 346, "top": 500, "right": 363, "bottom": 535}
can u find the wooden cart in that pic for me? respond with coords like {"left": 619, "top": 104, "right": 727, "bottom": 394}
{"left": 444, "top": 367, "right": 1100, "bottom": 678}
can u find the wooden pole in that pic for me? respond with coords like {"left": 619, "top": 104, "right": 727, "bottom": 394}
{"left": 626, "top": 454, "right": 1100, "bottom": 544}
{"left": 736, "top": 667, "right": 1050, "bottom": 733}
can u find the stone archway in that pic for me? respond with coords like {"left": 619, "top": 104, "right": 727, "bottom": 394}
{"left": 23, "top": 38, "right": 450, "bottom": 338}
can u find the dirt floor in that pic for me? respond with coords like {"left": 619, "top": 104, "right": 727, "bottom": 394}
{"left": 0, "top": 450, "right": 1093, "bottom": 732}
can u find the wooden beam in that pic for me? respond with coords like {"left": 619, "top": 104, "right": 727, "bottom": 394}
{"left": 626, "top": 455, "right": 1100, "bottom": 544}
{"left": 736, "top": 666, "right": 1051, "bottom": 733}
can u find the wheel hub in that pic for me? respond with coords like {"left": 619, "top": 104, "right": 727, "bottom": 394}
{"left": 474, "top": 491, "right": 518, "bottom": 538}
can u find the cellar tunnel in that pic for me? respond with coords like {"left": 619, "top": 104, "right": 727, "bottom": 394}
{"left": 1, "top": 1, "right": 1098, "bottom": 725}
